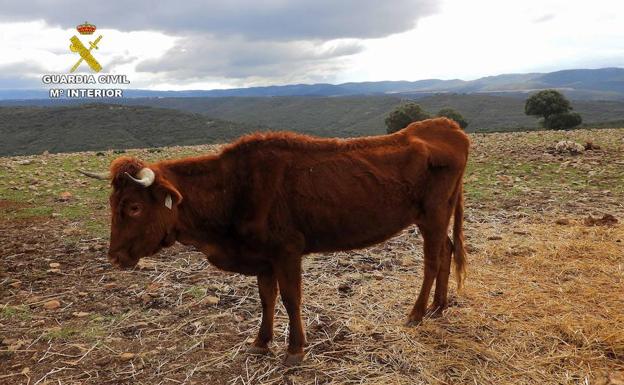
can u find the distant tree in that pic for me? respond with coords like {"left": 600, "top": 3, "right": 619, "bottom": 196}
{"left": 385, "top": 102, "right": 431, "bottom": 134}
{"left": 544, "top": 111, "right": 583, "bottom": 130}
{"left": 437, "top": 108, "right": 468, "bottom": 129}
{"left": 525, "top": 89, "right": 582, "bottom": 130}
{"left": 525, "top": 90, "right": 570, "bottom": 118}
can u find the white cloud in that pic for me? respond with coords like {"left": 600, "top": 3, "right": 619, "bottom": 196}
{"left": 0, "top": 0, "right": 622, "bottom": 90}
{"left": 0, "top": 0, "right": 439, "bottom": 39}
{"left": 136, "top": 35, "right": 363, "bottom": 85}
{"left": 342, "top": 0, "right": 624, "bottom": 82}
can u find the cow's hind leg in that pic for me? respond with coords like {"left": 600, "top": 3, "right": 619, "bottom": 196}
{"left": 249, "top": 271, "right": 278, "bottom": 355}
{"left": 274, "top": 256, "right": 306, "bottom": 365}
{"left": 407, "top": 216, "right": 450, "bottom": 326}
{"left": 428, "top": 236, "right": 453, "bottom": 316}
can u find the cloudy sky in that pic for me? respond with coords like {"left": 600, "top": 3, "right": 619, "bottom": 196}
{"left": 0, "top": 0, "right": 622, "bottom": 90}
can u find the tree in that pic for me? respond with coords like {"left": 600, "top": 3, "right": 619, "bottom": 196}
{"left": 437, "top": 108, "right": 468, "bottom": 129}
{"left": 544, "top": 112, "right": 582, "bottom": 130}
{"left": 525, "top": 89, "right": 582, "bottom": 130}
{"left": 385, "top": 102, "right": 431, "bottom": 134}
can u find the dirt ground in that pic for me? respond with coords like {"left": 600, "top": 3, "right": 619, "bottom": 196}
{"left": 1, "top": 128, "right": 623, "bottom": 384}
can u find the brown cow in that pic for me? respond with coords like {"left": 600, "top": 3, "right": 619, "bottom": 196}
{"left": 80, "top": 117, "right": 469, "bottom": 365}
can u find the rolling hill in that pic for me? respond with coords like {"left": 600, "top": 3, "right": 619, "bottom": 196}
{"left": 121, "top": 93, "right": 624, "bottom": 133}
{"left": 3, "top": 94, "right": 624, "bottom": 156}
{"left": 0, "top": 104, "right": 264, "bottom": 156}
{"left": 123, "top": 95, "right": 401, "bottom": 137}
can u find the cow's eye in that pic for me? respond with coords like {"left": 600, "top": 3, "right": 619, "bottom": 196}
{"left": 127, "top": 203, "right": 142, "bottom": 217}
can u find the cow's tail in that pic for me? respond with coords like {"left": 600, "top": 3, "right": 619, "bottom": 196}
{"left": 452, "top": 178, "right": 467, "bottom": 292}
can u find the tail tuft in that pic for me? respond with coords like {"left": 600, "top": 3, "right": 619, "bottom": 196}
{"left": 453, "top": 180, "right": 467, "bottom": 292}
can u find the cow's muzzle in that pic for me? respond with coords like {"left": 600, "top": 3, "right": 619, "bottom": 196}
{"left": 107, "top": 249, "right": 138, "bottom": 269}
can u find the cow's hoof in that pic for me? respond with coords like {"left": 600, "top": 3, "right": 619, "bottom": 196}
{"left": 248, "top": 345, "right": 271, "bottom": 355}
{"left": 404, "top": 315, "right": 423, "bottom": 327}
{"left": 284, "top": 352, "right": 305, "bottom": 366}
{"left": 426, "top": 305, "right": 446, "bottom": 318}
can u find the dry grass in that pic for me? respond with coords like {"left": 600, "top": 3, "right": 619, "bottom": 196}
{"left": 216, "top": 219, "right": 624, "bottom": 385}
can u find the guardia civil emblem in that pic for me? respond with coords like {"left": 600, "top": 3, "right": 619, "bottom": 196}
{"left": 69, "top": 22, "right": 103, "bottom": 73}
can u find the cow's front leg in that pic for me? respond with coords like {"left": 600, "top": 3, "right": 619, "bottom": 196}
{"left": 249, "top": 271, "right": 278, "bottom": 355}
{"left": 274, "top": 257, "right": 306, "bottom": 366}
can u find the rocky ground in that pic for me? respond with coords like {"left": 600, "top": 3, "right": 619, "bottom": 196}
{"left": 1, "top": 128, "right": 623, "bottom": 384}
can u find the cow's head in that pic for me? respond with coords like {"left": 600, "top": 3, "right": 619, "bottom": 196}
{"left": 81, "top": 157, "right": 182, "bottom": 268}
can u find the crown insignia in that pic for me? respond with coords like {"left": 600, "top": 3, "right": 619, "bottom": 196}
{"left": 76, "top": 21, "right": 96, "bottom": 35}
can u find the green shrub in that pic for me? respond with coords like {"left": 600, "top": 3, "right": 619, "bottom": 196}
{"left": 525, "top": 89, "right": 582, "bottom": 130}
{"left": 544, "top": 112, "right": 582, "bottom": 130}
{"left": 437, "top": 108, "right": 468, "bottom": 129}
{"left": 525, "top": 89, "right": 571, "bottom": 118}
{"left": 385, "top": 102, "right": 431, "bottom": 134}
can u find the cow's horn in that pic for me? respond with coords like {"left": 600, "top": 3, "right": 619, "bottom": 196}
{"left": 125, "top": 167, "right": 155, "bottom": 187}
{"left": 77, "top": 169, "right": 111, "bottom": 180}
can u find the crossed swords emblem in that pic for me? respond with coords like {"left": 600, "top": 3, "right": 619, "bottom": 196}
{"left": 69, "top": 35, "right": 103, "bottom": 72}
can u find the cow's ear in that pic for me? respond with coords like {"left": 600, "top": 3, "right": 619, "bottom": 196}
{"left": 154, "top": 176, "right": 183, "bottom": 209}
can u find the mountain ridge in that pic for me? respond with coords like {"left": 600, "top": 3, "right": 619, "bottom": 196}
{"left": 2, "top": 67, "right": 623, "bottom": 101}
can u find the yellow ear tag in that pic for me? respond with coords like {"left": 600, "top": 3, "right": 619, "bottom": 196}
{"left": 165, "top": 194, "right": 173, "bottom": 210}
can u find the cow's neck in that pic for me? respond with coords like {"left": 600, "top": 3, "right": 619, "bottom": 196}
{"left": 159, "top": 154, "right": 237, "bottom": 248}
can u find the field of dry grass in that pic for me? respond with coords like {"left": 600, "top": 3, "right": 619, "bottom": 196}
{"left": 1, "top": 128, "right": 623, "bottom": 384}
